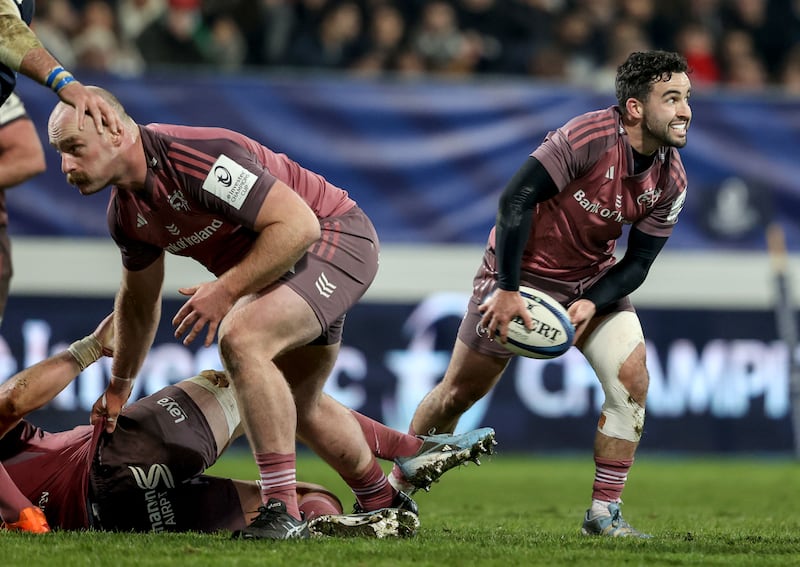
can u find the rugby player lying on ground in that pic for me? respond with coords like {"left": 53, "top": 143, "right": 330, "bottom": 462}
{"left": 0, "top": 314, "right": 495, "bottom": 537}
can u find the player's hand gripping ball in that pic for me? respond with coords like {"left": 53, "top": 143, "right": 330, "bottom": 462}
{"left": 502, "top": 286, "right": 576, "bottom": 359}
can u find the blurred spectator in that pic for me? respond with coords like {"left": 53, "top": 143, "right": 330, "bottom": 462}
{"left": 718, "top": 28, "right": 759, "bottom": 82}
{"left": 725, "top": 53, "right": 768, "bottom": 91}
{"left": 526, "top": 44, "right": 567, "bottom": 80}
{"left": 117, "top": 0, "right": 166, "bottom": 45}
{"left": 548, "top": 7, "right": 600, "bottom": 84}
{"left": 393, "top": 47, "right": 427, "bottom": 78}
{"left": 288, "top": 1, "right": 365, "bottom": 69}
{"left": 673, "top": 21, "right": 720, "bottom": 87}
{"left": 257, "top": 0, "right": 297, "bottom": 65}
{"left": 203, "top": 0, "right": 294, "bottom": 67}
{"left": 35, "top": 0, "right": 800, "bottom": 93}
{"left": 350, "top": 3, "right": 407, "bottom": 76}
{"left": 718, "top": 28, "right": 768, "bottom": 91}
{"left": 668, "top": 0, "right": 724, "bottom": 41}
{"left": 73, "top": 0, "right": 144, "bottom": 75}
{"left": 589, "top": 18, "right": 651, "bottom": 89}
{"left": 454, "top": 0, "right": 505, "bottom": 73}
{"left": 207, "top": 15, "right": 247, "bottom": 70}
{"left": 721, "top": 0, "right": 796, "bottom": 80}
{"left": 780, "top": 43, "right": 800, "bottom": 95}
{"left": 32, "top": 0, "right": 80, "bottom": 69}
{"left": 410, "top": 1, "right": 470, "bottom": 73}
{"left": 573, "top": 0, "right": 616, "bottom": 32}
{"left": 617, "top": 0, "right": 673, "bottom": 50}
{"left": 135, "top": 0, "right": 213, "bottom": 68}
{"left": 500, "top": 0, "right": 560, "bottom": 74}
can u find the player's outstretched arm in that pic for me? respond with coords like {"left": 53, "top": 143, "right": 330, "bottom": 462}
{"left": 0, "top": 6, "right": 120, "bottom": 134}
{"left": 0, "top": 313, "right": 113, "bottom": 534}
{"left": 0, "top": 313, "right": 114, "bottom": 437}
{"left": 95, "top": 260, "right": 163, "bottom": 432}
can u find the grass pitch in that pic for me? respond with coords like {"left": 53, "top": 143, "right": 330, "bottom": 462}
{"left": 3, "top": 453, "right": 799, "bottom": 566}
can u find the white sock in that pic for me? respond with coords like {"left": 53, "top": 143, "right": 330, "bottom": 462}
{"left": 589, "top": 499, "right": 617, "bottom": 519}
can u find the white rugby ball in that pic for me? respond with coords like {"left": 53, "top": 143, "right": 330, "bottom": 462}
{"left": 502, "top": 286, "right": 575, "bottom": 359}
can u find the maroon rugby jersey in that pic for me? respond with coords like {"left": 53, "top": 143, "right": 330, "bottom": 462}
{"left": 109, "top": 124, "right": 356, "bottom": 275}
{"left": 489, "top": 106, "right": 687, "bottom": 281}
{"left": 0, "top": 421, "right": 99, "bottom": 529}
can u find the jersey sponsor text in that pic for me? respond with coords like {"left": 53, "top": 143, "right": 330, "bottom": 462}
{"left": 156, "top": 396, "right": 188, "bottom": 424}
{"left": 164, "top": 219, "right": 224, "bottom": 254}
{"left": 572, "top": 189, "right": 629, "bottom": 223}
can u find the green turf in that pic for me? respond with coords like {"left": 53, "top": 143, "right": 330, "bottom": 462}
{"left": 3, "top": 452, "right": 799, "bottom": 566}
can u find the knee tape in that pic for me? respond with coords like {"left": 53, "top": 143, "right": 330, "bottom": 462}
{"left": 186, "top": 372, "right": 240, "bottom": 439}
{"left": 581, "top": 311, "right": 646, "bottom": 443}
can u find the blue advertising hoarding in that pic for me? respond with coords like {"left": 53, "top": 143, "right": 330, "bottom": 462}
{"left": 3, "top": 295, "right": 793, "bottom": 454}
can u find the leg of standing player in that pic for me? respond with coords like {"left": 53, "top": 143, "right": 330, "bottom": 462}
{"left": 408, "top": 338, "right": 508, "bottom": 436}
{"left": 577, "top": 310, "right": 651, "bottom": 538}
{"left": 222, "top": 209, "right": 404, "bottom": 538}
{"left": 280, "top": 331, "right": 411, "bottom": 513}
{"left": 179, "top": 373, "right": 344, "bottom": 526}
{"left": 216, "top": 285, "right": 324, "bottom": 533}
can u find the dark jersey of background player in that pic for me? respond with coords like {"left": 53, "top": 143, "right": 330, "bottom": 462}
{"left": 2, "top": 384, "right": 247, "bottom": 533}
{"left": 0, "top": 0, "right": 34, "bottom": 107}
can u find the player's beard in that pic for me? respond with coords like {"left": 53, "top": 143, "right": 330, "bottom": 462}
{"left": 643, "top": 115, "right": 688, "bottom": 149}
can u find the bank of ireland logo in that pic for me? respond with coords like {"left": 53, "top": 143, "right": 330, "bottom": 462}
{"left": 214, "top": 165, "right": 232, "bottom": 187}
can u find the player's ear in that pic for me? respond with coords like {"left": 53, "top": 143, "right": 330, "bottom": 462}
{"left": 108, "top": 121, "right": 124, "bottom": 145}
{"left": 625, "top": 98, "right": 644, "bottom": 120}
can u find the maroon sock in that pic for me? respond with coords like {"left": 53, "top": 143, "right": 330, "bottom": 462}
{"left": 592, "top": 457, "right": 633, "bottom": 502}
{"left": 254, "top": 452, "right": 301, "bottom": 520}
{"left": 342, "top": 459, "right": 396, "bottom": 511}
{"left": 298, "top": 492, "right": 341, "bottom": 521}
{"left": 350, "top": 410, "right": 422, "bottom": 459}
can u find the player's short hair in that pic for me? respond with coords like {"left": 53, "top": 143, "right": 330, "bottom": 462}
{"left": 615, "top": 50, "right": 689, "bottom": 109}
{"left": 85, "top": 85, "right": 131, "bottom": 123}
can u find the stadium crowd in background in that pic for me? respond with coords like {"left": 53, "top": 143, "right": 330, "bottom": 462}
{"left": 30, "top": 0, "right": 800, "bottom": 93}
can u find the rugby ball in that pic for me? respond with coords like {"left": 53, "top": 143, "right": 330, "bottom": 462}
{"left": 502, "top": 286, "right": 575, "bottom": 359}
